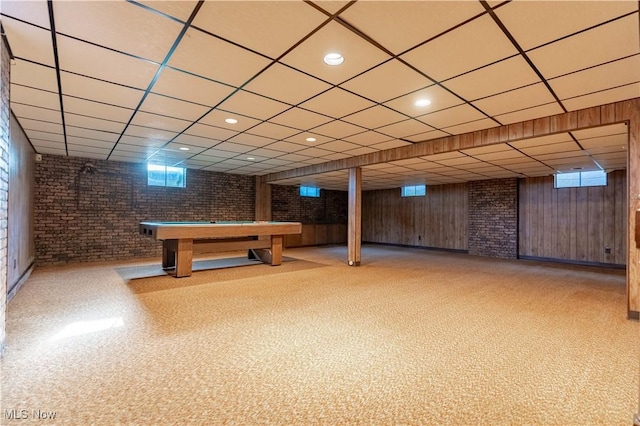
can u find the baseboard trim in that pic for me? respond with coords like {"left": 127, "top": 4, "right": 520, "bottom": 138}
{"left": 518, "top": 255, "right": 625, "bottom": 270}
{"left": 362, "top": 241, "right": 468, "bottom": 254}
{"left": 8, "top": 262, "right": 35, "bottom": 303}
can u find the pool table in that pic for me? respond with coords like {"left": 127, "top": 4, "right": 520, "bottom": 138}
{"left": 139, "top": 221, "right": 302, "bottom": 277}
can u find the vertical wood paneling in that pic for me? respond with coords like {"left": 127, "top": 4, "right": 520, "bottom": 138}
{"left": 362, "top": 183, "right": 467, "bottom": 250}
{"left": 348, "top": 167, "right": 362, "bottom": 265}
{"left": 519, "top": 170, "right": 626, "bottom": 265}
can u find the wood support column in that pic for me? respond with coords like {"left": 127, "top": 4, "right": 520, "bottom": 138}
{"left": 348, "top": 167, "right": 361, "bottom": 266}
{"left": 255, "top": 176, "right": 271, "bottom": 221}
{"left": 628, "top": 102, "right": 640, "bottom": 317}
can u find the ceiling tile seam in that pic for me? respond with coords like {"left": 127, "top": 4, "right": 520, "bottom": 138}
{"left": 524, "top": 9, "right": 640, "bottom": 54}
{"left": 107, "top": 0, "right": 205, "bottom": 159}
{"left": 480, "top": 0, "right": 568, "bottom": 114}
{"left": 544, "top": 53, "right": 640, "bottom": 82}
{"left": 559, "top": 81, "right": 640, "bottom": 103}
{"left": 330, "top": 13, "right": 503, "bottom": 127}
{"left": 47, "top": 0, "right": 69, "bottom": 156}
{"left": 128, "top": 0, "right": 186, "bottom": 25}
{"left": 147, "top": 3, "right": 352, "bottom": 163}
{"left": 492, "top": 100, "right": 558, "bottom": 121}
{"left": 0, "top": 13, "right": 49, "bottom": 33}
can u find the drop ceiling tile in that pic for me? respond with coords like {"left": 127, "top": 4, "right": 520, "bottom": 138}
{"left": 63, "top": 96, "right": 133, "bottom": 123}
{"left": 561, "top": 84, "right": 640, "bottom": 112}
{"left": 321, "top": 152, "right": 352, "bottom": 161}
{"left": 418, "top": 104, "right": 486, "bottom": 130}
{"left": 383, "top": 84, "right": 462, "bottom": 117}
{"left": 227, "top": 133, "right": 277, "bottom": 148}
{"left": 295, "top": 147, "right": 339, "bottom": 158}
{"left": 130, "top": 112, "right": 189, "bottom": 133}
{"left": 340, "top": 1, "right": 485, "bottom": 55}
{"left": 200, "top": 148, "right": 239, "bottom": 159}
{"left": 67, "top": 137, "right": 114, "bottom": 150}
{"left": 520, "top": 141, "right": 581, "bottom": 156}
{"left": 137, "top": 1, "right": 198, "bottom": 21}
{"left": 1, "top": 0, "right": 50, "bottom": 28}
{"left": 342, "top": 106, "right": 408, "bottom": 129}
{"left": 65, "top": 114, "right": 125, "bottom": 134}
{"left": 153, "top": 67, "right": 236, "bottom": 108}
{"left": 10, "top": 60, "right": 58, "bottom": 92}
{"left": 246, "top": 122, "right": 301, "bottom": 141}
{"left": 445, "top": 56, "right": 541, "bottom": 101}
{"left": 341, "top": 59, "right": 434, "bottom": 103}
{"left": 472, "top": 83, "right": 557, "bottom": 118}
{"left": 19, "top": 118, "right": 63, "bottom": 134}
{"left": 494, "top": 103, "right": 564, "bottom": 125}
{"left": 139, "top": 93, "right": 210, "bottom": 122}
{"left": 310, "top": 120, "right": 366, "bottom": 139}
{"left": 300, "top": 87, "right": 375, "bottom": 119}
{"left": 34, "top": 146, "right": 67, "bottom": 156}
{"left": 114, "top": 143, "right": 157, "bottom": 154}
{"left": 168, "top": 27, "right": 271, "bottom": 86}
{"left": 67, "top": 147, "right": 109, "bottom": 160}
{"left": 218, "top": 90, "right": 290, "bottom": 121}
{"left": 125, "top": 125, "right": 177, "bottom": 142}
{"left": 2, "top": 17, "right": 55, "bottom": 66}
{"left": 182, "top": 124, "right": 237, "bottom": 142}
{"left": 343, "top": 131, "right": 394, "bottom": 146}
{"left": 316, "top": 140, "right": 361, "bottom": 152}
{"left": 28, "top": 131, "right": 65, "bottom": 144}
{"left": 194, "top": 1, "right": 327, "bottom": 58}
{"left": 244, "top": 63, "right": 332, "bottom": 105}
{"left": 270, "top": 107, "right": 333, "bottom": 130}
{"left": 278, "top": 153, "right": 313, "bottom": 163}
{"left": 11, "top": 85, "right": 60, "bottom": 110}
{"left": 12, "top": 104, "right": 61, "bottom": 124}
{"left": 266, "top": 141, "right": 307, "bottom": 153}
{"left": 57, "top": 36, "right": 160, "bottom": 90}
{"left": 473, "top": 150, "right": 527, "bottom": 162}
{"left": 577, "top": 133, "right": 628, "bottom": 150}
{"left": 377, "top": 119, "right": 435, "bottom": 139}
{"left": 550, "top": 56, "right": 640, "bottom": 101}
{"left": 60, "top": 71, "right": 144, "bottom": 109}
{"left": 528, "top": 14, "right": 639, "bottom": 79}
{"left": 572, "top": 123, "right": 628, "bottom": 140}
{"left": 66, "top": 126, "right": 119, "bottom": 142}
{"left": 435, "top": 156, "right": 485, "bottom": 167}
{"left": 54, "top": 1, "right": 183, "bottom": 63}
{"left": 401, "top": 14, "right": 518, "bottom": 82}
{"left": 162, "top": 142, "right": 207, "bottom": 156}
{"left": 509, "top": 133, "right": 572, "bottom": 149}
{"left": 280, "top": 21, "right": 391, "bottom": 85}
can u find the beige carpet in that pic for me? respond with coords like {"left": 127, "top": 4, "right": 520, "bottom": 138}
{"left": 1, "top": 245, "right": 637, "bottom": 425}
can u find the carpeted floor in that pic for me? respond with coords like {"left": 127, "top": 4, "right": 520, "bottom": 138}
{"left": 1, "top": 245, "right": 637, "bottom": 425}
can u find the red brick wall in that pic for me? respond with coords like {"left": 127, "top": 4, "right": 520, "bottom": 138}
{"left": 34, "top": 155, "right": 256, "bottom": 265}
{"left": 468, "top": 178, "right": 518, "bottom": 259}
{"left": 271, "top": 184, "right": 347, "bottom": 223}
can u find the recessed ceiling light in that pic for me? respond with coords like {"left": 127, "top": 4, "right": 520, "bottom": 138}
{"left": 225, "top": 118, "right": 238, "bottom": 124}
{"left": 247, "top": 157, "right": 255, "bottom": 161}
{"left": 179, "top": 147, "right": 190, "bottom": 151}
{"left": 306, "top": 137, "right": 317, "bottom": 142}
{"left": 323, "top": 52, "right": 344, "bottom": 66}
{"left": 414, "top": 99, "right": 432, "bottom": 107}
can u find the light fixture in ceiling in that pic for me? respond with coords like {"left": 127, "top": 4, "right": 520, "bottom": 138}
{"left": 179, "top": 147, "right": 190, "bottom": 151}
{"left": 414, "top": 99, "right": 432, "bottom": 107}
{"left": 225, "top": 118, "right": 238, "bottom": 124}
{"left": 306, "top": 137, "right": 317, "bottom": 142}
{"left": 247, "top": 157, "right": 255, "bottom": 161}
{"left": 323, "top": 52, "right": 344, "bottom": 66}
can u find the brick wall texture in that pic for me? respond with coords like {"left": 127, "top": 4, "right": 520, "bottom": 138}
{"left": 271, "top": 184, "right": 347, "bottom": 223}
{"left": 34, "top": 155, "right": 257, "bottom": 265}
{"left": 468, "top": 178, "right": 518, "bottom": 259}
{"left": 1, "top": 38, "right": 10, "bottom": 352}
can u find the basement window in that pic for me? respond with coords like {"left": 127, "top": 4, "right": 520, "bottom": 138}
{"left": 147, "top": 164, "right": 186, "bottom": 188}
{"left": 554, "top": 170, "right": 607, "bottom": 188}
{"left": 300, "top": 186, "right": 320, "bottom": 197}
{"left": 401, "top": 185, "right": 426, "bottom": 197}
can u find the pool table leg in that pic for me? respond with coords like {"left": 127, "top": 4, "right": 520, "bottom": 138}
{"left": 270, "top": 234, "right": 283, "bottom": 266}
{"left": 162, "top": 239, "right": 193, "bottom": 277}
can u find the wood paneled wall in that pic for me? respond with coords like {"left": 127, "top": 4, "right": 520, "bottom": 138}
{"left": 8, "top": 114, "right": 35, "bottom": 293}
{"left": 519, "top": 170, "right": 626, "bottom": 265}
{"left": 362, "top": 183, "right": 468, "bottom": 250}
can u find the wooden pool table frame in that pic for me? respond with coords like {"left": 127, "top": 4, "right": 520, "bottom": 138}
{"left": 139, "top": 221, "right": 302, "bottom": 277}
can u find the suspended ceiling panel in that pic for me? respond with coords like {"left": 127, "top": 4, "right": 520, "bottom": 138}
{"left": 2, "top": 0, "right": 638, "bottom": 187}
